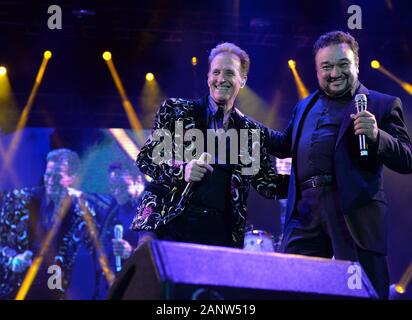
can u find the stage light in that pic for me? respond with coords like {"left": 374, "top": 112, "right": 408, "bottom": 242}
{"left": 141, "top": 71, "right": 165, "bottom": 131}
{"left": 288, "top": 59, "right": 296, "bottom": 69}
{"left": 103, "top": 51, "right": 112, "bottom": 61}
{"left": 402, "top": 83, "right": 412, "bottom": 95}
{"left": 109, "top": 128, "right": 140, "bottom": 161}
{"left": 395, "top": 285, "right": 405, "bottom": 294}
{"left": 3, "top": 50, "right": 52, "bottom": 173}
{"left": 371, "top": 60, "right": 380, "bottom": 69}
{"left": 146, "top": 72, "right": 154, "bottom": 82}
{"left": 371, "top": 61, "right": 412, "bottom": 95}
{"left": 287, "top": 59, "right": 309, "bottom": 99}
{"left": 0, "top": 66, "right": 6, "bottom": 76}
{"left": 191, "top": 57, "right": 198, "bottom": 66}
{"left": 103, "top": 52, "right": 145, "bottom": 143}
{"left": 43, "top": 50, "right": 52, "bottom": 60}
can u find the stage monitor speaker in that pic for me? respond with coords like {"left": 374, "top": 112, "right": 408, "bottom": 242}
{"left": 108, "top": 240, "right": 378, "bottom": 300}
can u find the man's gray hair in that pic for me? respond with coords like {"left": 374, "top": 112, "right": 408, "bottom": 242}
{"left": 47, "top": 148, "right": 80, "bottom": 175}
{"left": 208, "top": 42, "right": 250, "bottom": 78}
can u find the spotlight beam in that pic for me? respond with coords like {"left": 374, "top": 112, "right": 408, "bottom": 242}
{"left": 103, "top": 54, "right": 145, "bottom": 145}
{"left": 394, "top": 261, "right": 412, "bottom": 295}
{"left": 109, "top": 128, "right": 140, "bottom": 160}
{"left": 288, "top": 60, "right": 309, "bottom": 99}
{"left": 0, "top": 72, "right": 20, "bottom": 185}
{"left": 15, "top": 196, "right": 72, "bottom": 300}
{"left": 372, "top": 62, "right": 412, "bottom": 96}
{"left": 78, "top": 199, "right": 115, "bottom": 286}
{"left": 2, "top": 52, "right": 51, "bottom": 174}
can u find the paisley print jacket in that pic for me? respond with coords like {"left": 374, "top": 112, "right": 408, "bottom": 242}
{"left": 130, "top": 97, "right": 289, "bottom": 247}
{"left": 0, "top": 187, "right": 100, "bottom": 298}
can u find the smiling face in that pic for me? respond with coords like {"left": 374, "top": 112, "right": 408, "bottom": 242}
{"left": 315, "top": 43, "right": 359, "bottom": 97}
{"left": 43, "top": 161, "right": 75, "bottom": 200}
{"left": 208, "top": 52, "right": 246, "bottom": 108}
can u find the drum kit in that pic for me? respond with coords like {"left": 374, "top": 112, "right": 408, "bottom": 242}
{"left": 243, "top": 225, "right": 282, "bottom": 253}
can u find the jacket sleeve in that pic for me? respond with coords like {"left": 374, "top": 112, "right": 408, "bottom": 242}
{"left": 0, "top": 190, "right": 29, "bottom": 298}
{"left": 135, "top": 99, "right": 187, "bottom": 186}
{"left": 264, "top": 104, "right": 298, "bottom": 158}
{"left": 376, "top": 97, "right": 412, "bottom": 174}
{"left": 250, "top": 127, "right": 290, "bottom": 199}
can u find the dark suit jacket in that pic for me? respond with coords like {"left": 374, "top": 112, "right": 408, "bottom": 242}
{"left": 267, "top": 83, "right": 412, "bottom": 254}
{"left": 131, "top": 97, "right": 289, "bottom": 247}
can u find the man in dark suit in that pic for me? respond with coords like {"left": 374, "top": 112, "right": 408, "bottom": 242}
{"left": 93, "top": 163, "right": 145, "bottom": 299}
{"left": 267, "top": 31, "right": 412, "bottom": 299}
{"left": 130, "top": 42, "right": 288, "bottom": 249}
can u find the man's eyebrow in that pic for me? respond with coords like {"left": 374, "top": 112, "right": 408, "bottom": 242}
{"left": 321, "top": 58, "right": 350, "bottom": 65}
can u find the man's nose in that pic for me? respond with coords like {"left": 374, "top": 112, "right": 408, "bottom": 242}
{"left": 217, "top": 73, "right": 226, "bottom": 83}
{"left": 330, "top": 66, "right": 342, "bottom": 78}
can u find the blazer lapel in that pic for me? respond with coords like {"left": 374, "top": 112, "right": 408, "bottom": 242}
{"left": 193, "top": 96, "right": 208, "bottom": 132}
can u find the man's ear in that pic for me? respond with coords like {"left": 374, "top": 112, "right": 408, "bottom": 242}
{"left": 240, "top": 78, "right": 247, "bottom": 88}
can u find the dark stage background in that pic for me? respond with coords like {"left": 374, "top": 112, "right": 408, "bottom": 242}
{"left": 1, "top": 0, "right": 411, "bottom": 299}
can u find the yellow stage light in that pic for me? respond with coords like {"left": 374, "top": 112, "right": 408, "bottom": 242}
{"left": 371, "top": 60, "right": 380, "bottom": 69}
{"left": 103, "top": 51, "right": 112, "bottom": 61}
{"left": 146, "top": 72, "right": 155, "bottom": 82}
{"left": 191, "top": 57, "right": 198, "bottom": 66}
{"left": 109, "top": 128, "right": 140, "bottom": 160}
{"left": 402, "top": 82, "right": 412, "bottom": 95}
{"left": 103, "top": 52, "right": 145, "bottom": 144}
{"left": 288, "top": 59, "right": 296, "bottom": 69}
{"left": 0, "top": 66, "right": 7, "bottom": 76}
{"left": 43, "top": 50, "right": 52, "bottom": 60}
{"left": 395, "top": 285, "right": 405, "bottom": 294}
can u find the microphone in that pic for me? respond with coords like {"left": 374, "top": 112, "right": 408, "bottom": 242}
{"left": 114, "top": 224, "right": 123, "bottom": 272}
{"left": 177, "top": 152, "right": 212, "bottom": 208}
{"left": 355, "top": 93, "right": 368, "bottom": 157}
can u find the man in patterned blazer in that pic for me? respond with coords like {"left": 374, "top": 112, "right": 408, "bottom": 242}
{"left": 0, "top": 148, "right": 100, "bottom": 299}
{"left": 129, "top": 43, "right": 288, "bottom": 249}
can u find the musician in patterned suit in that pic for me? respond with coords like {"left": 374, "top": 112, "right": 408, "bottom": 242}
{"left": 130, "top": 43, "right": 289, "bottom": 248}
{"left": 0, "top": 148, "right": 99, "bottom": 299}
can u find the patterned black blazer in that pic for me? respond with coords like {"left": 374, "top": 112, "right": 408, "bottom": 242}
{"left": 131, "top": 97, "right": 289, "bottom": 247}
{"left": 0, "top": 187, "right": 102, "bottom": 298}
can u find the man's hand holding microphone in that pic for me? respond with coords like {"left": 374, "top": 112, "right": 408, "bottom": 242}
{"left": 184, "top": 152, "right": 213, "bottom": 183}
{"left": 10, "top": 250, "right": 33, "bottom": 273}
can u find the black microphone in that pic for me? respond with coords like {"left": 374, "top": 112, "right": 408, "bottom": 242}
{"left": 355, "top": 93, "right": 368, "bottom": 157}
{"left": 177, "top": 152, "right": 212, "bottom": 208}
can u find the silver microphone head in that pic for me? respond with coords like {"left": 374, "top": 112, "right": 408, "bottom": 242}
{"left": 355, "top": 93, "right": 367, "bottom": 113}
{"left": 114, "top": 224, "right": 123, "bottom": 239}
{"left": 355, "top": 93, "right": 367, "bottom": 101}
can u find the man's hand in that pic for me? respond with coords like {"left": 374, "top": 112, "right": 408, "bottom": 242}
{"left": 112, "top": 239, "right": 133, "bottom": 260}
{"left": 10, "top": 250, "right": 33, "bottom": 273}
{"left": 184, "top": 155, "right": 214, "bottom": 183}
{"left": 351, "top": 111, "right": 379, "bottom": 143}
